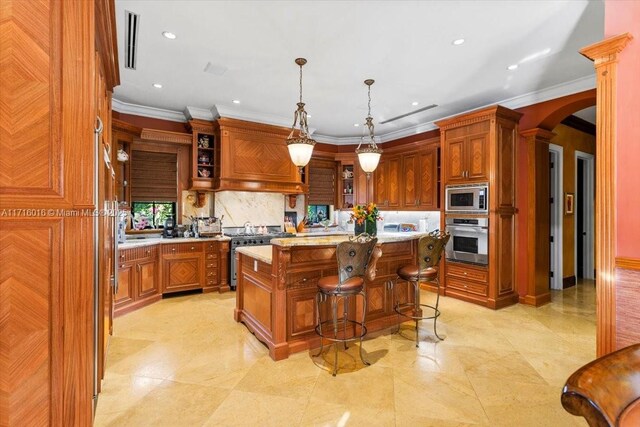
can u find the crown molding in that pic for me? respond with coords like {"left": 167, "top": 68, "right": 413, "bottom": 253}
{"left": 499, "top": 74, "right": 596, "bottom": 110}
{"left": 184, "top": 106, "right": 213, "bottom": 121}
{"left": 113, "top": 74, "right": 596, "bottom": 145}
{"left": 210, "top": 104, "right": 316, "bottom": 135}
{"left": 112, "top": 98, "right": 186, "bottom": 122}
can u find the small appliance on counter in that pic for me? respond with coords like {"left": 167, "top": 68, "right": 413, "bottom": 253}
{"left": 163, "top": 216, "right": 177, "bottom": 238}
{"left": 198, "top": 216, "right": 223, "bottom": 237}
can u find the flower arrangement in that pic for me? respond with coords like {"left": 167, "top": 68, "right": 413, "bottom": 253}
{"left": 350, "top": 203, "right": 382, "bottom": 225}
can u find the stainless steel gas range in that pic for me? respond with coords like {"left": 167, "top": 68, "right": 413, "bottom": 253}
{"left": 225, "top": 226, "right": 295, "bottom": 290}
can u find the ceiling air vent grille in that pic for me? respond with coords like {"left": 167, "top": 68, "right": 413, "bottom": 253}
{"left": 124, "top": 10, "right": 140, "bottom": 70}
{"left": 380, "top": 104, "right": 438, "bottom": 124}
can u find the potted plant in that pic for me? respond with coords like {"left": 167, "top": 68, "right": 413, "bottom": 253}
{"left": 351, "top": 203, "right": 382, "bottom": 236}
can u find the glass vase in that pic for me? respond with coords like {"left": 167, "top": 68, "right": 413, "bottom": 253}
{"left": 354, "top": 220, "right": 377, "bottom": 236}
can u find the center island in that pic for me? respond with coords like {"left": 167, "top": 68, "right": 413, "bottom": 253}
{"left": 234, "top": 233, "right": 429, "bottom": 360}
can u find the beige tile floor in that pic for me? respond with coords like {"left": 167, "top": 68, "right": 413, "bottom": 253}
{"left": 95, "top": 282, "right": 595, "bottom": 426}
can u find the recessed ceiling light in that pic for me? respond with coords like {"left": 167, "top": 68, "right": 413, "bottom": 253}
{"left": 232, "top": 99, "right": 241, "bottom": 104}
{"left": 412, "top": 101, "right": 419, "bottom": 106}
{"left": 354, "top": 123, "right": 360, "bottom": 127}
{"left": 452, "top": 38, "right": 465, "bottom": 46}
{"left": 162, "top": 31, "right": 177, "bottom": 40}
{"left": 507, "top": 64, "right": 519, "bottom": 71}
{"left": 152, "top": 83, "right": 163, "bottom": 88}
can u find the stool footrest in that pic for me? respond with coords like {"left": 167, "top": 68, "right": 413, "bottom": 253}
{"left": 315, "top": 318, "right": 367, "bottom": 343}
{"left": 393, "top": 302, "right": 440, "bottom": 321}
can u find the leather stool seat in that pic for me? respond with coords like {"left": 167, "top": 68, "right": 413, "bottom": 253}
{"left": 317, "top": 276, "right": 364, "bottom": 293}
{"left": 397, "top": 265, "right": 438, "bottom": 282}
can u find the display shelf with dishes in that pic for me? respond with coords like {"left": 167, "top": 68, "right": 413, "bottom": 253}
{"left": 189, "top": 119, "right": 220, "bottom": 190}
{"left": 340, "top": 164, "right": 355, "bottom": 209}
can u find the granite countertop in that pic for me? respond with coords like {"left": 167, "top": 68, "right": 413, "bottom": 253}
{"left": 295, "top": 230, "right": 351, "bottom": 237}
{"left": 270, "top": 232, "right": 430, "bottom": 248}
{"left": 119, "top": 236, "right": 231, "bottom": 249}
{"left": 235, "top": 245, "right": 273, "bottom": 265}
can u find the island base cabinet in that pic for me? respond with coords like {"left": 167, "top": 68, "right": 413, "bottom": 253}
{"left": 236, "top": 238, "right": 420, "bottom": 361}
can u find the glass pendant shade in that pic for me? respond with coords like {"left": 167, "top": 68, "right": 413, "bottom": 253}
{"left": 357, "top": 148, "right": 382, "bottom": 173}
{"left": 355, "top": 79, "right": 382, "bottom": 176}
{"left": 286, "top": 58, "right": 316, "bottom": 171}
{"left": 287, "top": 140, "right": 315, "bottom": 168}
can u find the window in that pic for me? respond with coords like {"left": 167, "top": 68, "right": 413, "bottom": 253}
{"left": 131, "top": 201, "right": 176, "bottom": 230}
{"left": 307, "top": 204, "right": 330, "bottom": 224}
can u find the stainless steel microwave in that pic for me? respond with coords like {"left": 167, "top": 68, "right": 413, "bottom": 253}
{"left": 445, "top": 184, "right": 488, "bottom": 214}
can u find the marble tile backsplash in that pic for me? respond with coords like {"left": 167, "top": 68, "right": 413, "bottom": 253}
{"left": 214, "top": 191, "right": 293, "bottom": 228}
{"left": 181, "top": 190, "right": 213, "bottom": 222}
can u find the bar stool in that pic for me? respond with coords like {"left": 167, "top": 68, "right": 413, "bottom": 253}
{"left": 389, "top": 230, "right": 450, "bottom": 347}
{"left": 314, "top": 234, "right": 381, "bottom": 376}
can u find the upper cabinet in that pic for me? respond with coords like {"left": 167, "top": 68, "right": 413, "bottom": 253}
{"left": 402, "top": 147, "right": 440, "bottom": 210}
{"left": 443, "top": 131, "right": 489, "bottom": 184}
{"left": 334, "top": 153, "right": 371, "bottom": 209}
{"left": 188, "top": 120, "right": 220, "bottom": 190}
{"left": 372, "top": 141, "right": 440, "bottom": 211}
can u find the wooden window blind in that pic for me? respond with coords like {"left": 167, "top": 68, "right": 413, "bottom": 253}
{"left": 308, "top": 162, "right": 336, "bottom": 206}
{"left": 131, "top": 150, "right": 178, "bottom": 202}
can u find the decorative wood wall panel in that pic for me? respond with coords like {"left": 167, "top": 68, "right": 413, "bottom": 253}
{"left": 0, "top": 1, "right": 63, "bottom": 202}
{"left": 0, "top": 220, "right": 62, "bottom": 426}
{"left": 615, "top": 266, "right": 640, "bottom": 349}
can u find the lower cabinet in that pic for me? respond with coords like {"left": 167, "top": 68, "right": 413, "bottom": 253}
{"left": 115, "top": 247, "right": 160, "bottom": 316}
{"left": 444, "top": 261, "right": 489, "bottom": 306}
{"left": 161, "top": 243, "right": 205, "bottom": 293}
{"left": 115, "top": 240, "right": 230, "bottom": 315}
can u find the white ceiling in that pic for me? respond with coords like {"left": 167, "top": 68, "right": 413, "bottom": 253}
{"left": 573, "top": 106, "right": 597, "bottom": 124}
{"left": 113, "top": 0, "right": 603, "bottom": 141}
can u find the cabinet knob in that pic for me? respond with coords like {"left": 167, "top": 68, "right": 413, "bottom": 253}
{"left": 146, "top": 250, "right": 150, "bottom": 255}
{"left": 120, "top": 264, "right": 125, "bottom": 268}
{"left": 172, "top": 248, "right": 176, "bottom": 252}
{"left": 464, "top": 272, "right": 467, "bottom": 275}
{"left": 191, "top": 246, "right": 195, "bottom": 250}
{"left": 301, "top": 278, "right": 307, "bottom": 282}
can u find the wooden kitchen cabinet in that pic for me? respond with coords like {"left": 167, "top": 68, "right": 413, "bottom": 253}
{"left": 373, "top": 155, "right": 401, "bottom": 208}
{"left": 115, "top": 262, "right": 135, "bottom": 310}
{"left": 115, "top": 247, "right": 161, "bottom": 316}
{"left": 437, "top": 105, "right": 522, "bottom": 309}
{"left": 443, "top": 133, "right": 489, "bottom": 184}
{"left": 188, "top": 119, "right": 220, "bottom": 190}
{"left": 137, "top": 259, "right": 159, "bottom": 299}
{"left": 402, "top": 147, "right": 439, "bottom": 210}
{"left": 335, "top": 153, "right": 373, "bottom": 208}
{"left": 161, "top": 243, "right": 205, "bottom": 293}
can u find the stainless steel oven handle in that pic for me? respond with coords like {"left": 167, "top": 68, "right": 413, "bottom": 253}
{"left": 446, "top": 226, "right": 488, "bottom": 233}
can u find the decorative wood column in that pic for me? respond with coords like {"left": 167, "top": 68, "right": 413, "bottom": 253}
{"left": 580, "top": 33, "right": 632, "bottom": 356}
{"left": 520, "top": 128, "right": 555, "bottom": 307}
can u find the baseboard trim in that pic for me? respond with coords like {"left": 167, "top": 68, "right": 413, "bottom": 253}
{"left": 563, "top": 276, "right": 576, "bottom": 289}
{"left": 519, "top": 293, "right": 551, "bottom": 307}
{"left": 616, "top": 257, "right": 640, "bottom": 271}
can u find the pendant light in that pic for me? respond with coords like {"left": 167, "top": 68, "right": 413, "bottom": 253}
{"left": 356, "top": 79, "right": 383, "bottom": 176}
{"left": 285, "top": 58, "right": 316, "bottom": 172}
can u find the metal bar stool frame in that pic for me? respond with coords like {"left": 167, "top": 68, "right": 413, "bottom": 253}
{"left": 314, "top": 234, "right": 379, "bottom": 376}
{"left": 389, "top": 230, "right": 450, "bottom": 347}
